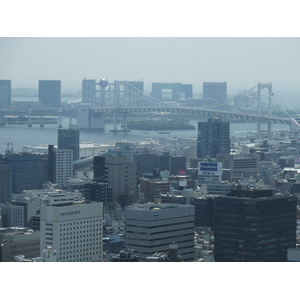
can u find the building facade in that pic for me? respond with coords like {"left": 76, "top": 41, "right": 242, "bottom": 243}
{"left": 0, "top": 80, "right": 11, "bottom": 108}
{"left": 38, "top": 80, "right": 61, "bottom": 107}
{"left": 124, "top": 203, "right": 195, "bottom": 261}
{"left": 93, "top": 155, "right": 138, "bottom": 201}
{"left": 197, "top": 117, "right": 230, "bottom": 159}
{"left": 203, "top": 82, "right": 227, "bottom": 102}
{"left": 0, "top": 227, "right": 40, "bottom": 262}
{"left": 1, "top": 153, "right": 45, "bottom": 194}
{"left": 48, "top": 145, "right": 73, "bottom": 186}
{"left": 58, "top": 124, "right": 80, "bottom": 161}
{"left": 82, "top": 79, "right": 96, "bottom": 104}
{"left": 0, "top": 164, "right": 12, "bottom": 204}
{"left": 40, "top": 198, "right": 103, "bottom": 262}
{"left": 214, "top": 190, "right": 297, "bottom": 262}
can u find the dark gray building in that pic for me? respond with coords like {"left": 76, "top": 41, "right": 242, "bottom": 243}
{"left": 1, "top": 153, "right": 45, "bottom": 194}
{"left": 0, "top": 164, "right": 12, "bottom": 204}
{"left": 0, "top": 80, "right": 11, "bottom": 108}
{"left": 38, "top": 80, "right": 61, "bottom": 107}
{"left": 214, "top": 190, "right": 297, "bottom": 262}
{"left": 85, "top": 182, "right": 113, "bottom": 204}
{"left": 197, "top": 117, "right": 230, "bottom": 159}
{"left": 58, "top": 124, "right": 80, "bottom": 161}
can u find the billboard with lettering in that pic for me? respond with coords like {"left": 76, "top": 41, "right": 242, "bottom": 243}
{"left": 198, "top": 162, "right": 222, "bottom": 176}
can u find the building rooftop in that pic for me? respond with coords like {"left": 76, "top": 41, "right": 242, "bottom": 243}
{"left": 126, "top": 202, "right": 190, "bottom": 211}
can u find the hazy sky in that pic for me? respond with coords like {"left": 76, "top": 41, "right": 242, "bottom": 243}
{"left": 1, "top": 37, "right": 300, "bottom": 95}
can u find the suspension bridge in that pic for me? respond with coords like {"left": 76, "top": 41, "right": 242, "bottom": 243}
{"left": 1, "top": 81, "right": 299, "bottom": 133}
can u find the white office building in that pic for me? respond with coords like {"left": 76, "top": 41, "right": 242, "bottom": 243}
{"left": 40, "top": 196, "right": 103, "bottom": 262}
{"left": 124, "top": 203, "right": 195, "bottom": 261}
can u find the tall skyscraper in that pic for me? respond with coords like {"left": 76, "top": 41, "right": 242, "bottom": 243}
{"left": 93, "top": 155, "right": 138, "bottom": 201}
{"left": 197, "top": 117, "right": 230, "bottom": 159}
{"left": 0, "top": 164, "right": 12, "bottom": 204}
{"left": 58, "top": 124, "right": 80, "bottom": 161}
{"left": 0, "top": 80, "right": 11, "bottom": 108}
{"left": 38, "top": 80, "right": 61, "bottom": 107}
{"left": 214, "top": 190, "right": 297, "bottom": 262}
{"left": 48, "top": 145, "right": 73, "bottom": 186}
{"left": 124, "top": 203, "right": 195, "bottom": 261}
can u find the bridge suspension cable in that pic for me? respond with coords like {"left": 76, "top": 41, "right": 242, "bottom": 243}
{"left": 115, "top": 80, "right": 176, "bottom": 107}
{"left": 271, "top": 86, "right": 300, "bottom": 117}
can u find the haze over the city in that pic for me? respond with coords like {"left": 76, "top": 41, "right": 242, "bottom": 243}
{"left": 1, "top": 37, "right": 300, "bottom": 98}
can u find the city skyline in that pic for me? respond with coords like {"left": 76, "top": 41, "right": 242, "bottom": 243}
{"left": 1, "top": 37, "right": 300, "bottom": 97}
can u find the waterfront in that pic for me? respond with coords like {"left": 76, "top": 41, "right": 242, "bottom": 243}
{"left": 0, "top": 118, "right": 291, "bottom": 155}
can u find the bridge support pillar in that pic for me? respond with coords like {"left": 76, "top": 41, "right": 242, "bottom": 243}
{"left": 123, "top": 112, "right": 131, "bottom": 132}
{"left": 58, "top": 109, "right": 62, "bottom": 128}
{"left": 40, "top": 115, "right": 44, "bottom": 128}
{"left": 257, "top": 82, "right": 272, "bottom": 134}
{"left": 28, "top": 109, "right": 32, "bottom": 127}
{"left": 268, "top": 122, "right": 272, "bottom": 134}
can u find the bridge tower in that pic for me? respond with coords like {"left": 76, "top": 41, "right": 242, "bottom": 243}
{"left": 257, "top": 82, "right": 272, "bottom": 134}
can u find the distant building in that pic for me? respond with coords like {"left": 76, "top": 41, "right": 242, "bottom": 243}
{"left": 133, "top": 153, "right": 158, "bottom": 175}
{"left": 193, "top": 196, "right": 214, "bottom": 229}
{"left": 0, "top": 80, "right": 11, "bottom": 108}
{"left": 197, "top": 117, "right": 230, "bottom": 159}
{"left": 58, "top": 124, "right": 80, "bottom": 161}
{"left": 1, "top": 153, "right": 45, "bottom": 194}
{"left": 48, "top": 145, "right": 73, "bottom": 186}
{"left": 170, "top": 156, "right": 186, "bottom": 176}
{"left": 93, "top": 155, "right": 138, "bottom": 201}
{"left": 82, "top": 79, "right": 96, "bottom": 104}
{"left": 85, "top": 182, "right": 113, "bottom": 204}
{"left": 40, "top": 195, "right": 103, "bottom": 262}
{"left": 203, "top": 82, "right": 227, "bottom": 103}
{"left": 0, "top": 227, "right": 40, "bottom": 262}
{"left": 38, "top": 80, "right": 61, "bottom": 107}
{"left": 214, "top": 190, "right": 297, "bottom": 262}
{"left": 217, "top": 153, "right": 260, "bottom": 180}
{"left": 151, "top": 82, "right": 193, "bottom": 102}
{"left": 124, "top": 203, "right": 195, "bottom": 261}
{"left": 139, "top": 178, "right": 170, "bottom": 202}
{"left": 0, "top": 203, "right": 24, "bottom": 227}
{"left": 0, "top": 164, "right": 12, "bottom": 204}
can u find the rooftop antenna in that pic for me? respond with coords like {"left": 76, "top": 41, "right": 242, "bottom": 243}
{"left": 11, "top": 143, "right": 14, "bottom": 153}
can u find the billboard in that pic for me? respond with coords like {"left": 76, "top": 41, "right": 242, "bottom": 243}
{"left": 198, "top": 162, "right": 222, "bottom": 176}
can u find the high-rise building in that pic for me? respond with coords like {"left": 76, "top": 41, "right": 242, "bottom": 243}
{"left": 0, "top": 164, "right": 12, "bottom": 204}
{"left": 1, "top": 153, "right": 45, "bottom": 194}
{"left": 93, "top": 155, "right": 138, "bottom": 201}
{"left": 133, "top": 153, "right": 158, "bottom": 176}
{"left": 0, "top": 80, "right": 11, "bottom": 108}
{"left": 40, "top": 193, "right": 103, "bottom": 262}
{"left": 170, "top": 156, "right": 186, "bottom": 175}
{"left": 48, "top": 145, "right": 73, "bottom": 186}
{"left": 214, "top": 190, "right": 297, "bottom": 262}
{"left": 82, "top": 79, "right": 96, "bottom": 104}
{"left": 38, "top": 80, "right": 61, "bottom": 107}
{"left": 203, "top": 82, "right": 227, "bottom": 102}
{"left": 58, "top": 124, "right": 80, "bottom": 161}
{"left": 124, "top": 203, "right": 195, "bottom": 261}
{"left": 197, "top": 117, "right": 230, "bottom": 159}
